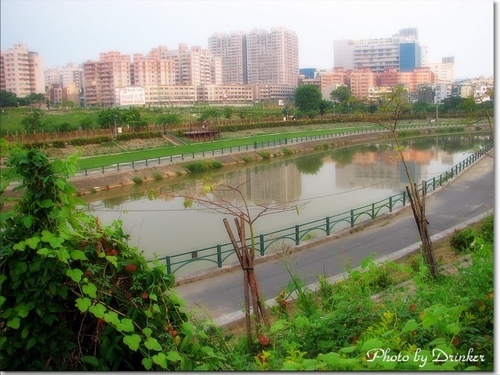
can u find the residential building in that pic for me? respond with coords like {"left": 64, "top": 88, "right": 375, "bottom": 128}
{"left": 209, "top": 27, "right": 299, "bottom": 87}
{"left": 208, "top": 31, "right": 247, "bottom": 84}
{"left": 349, "top": 68, "right": 377, "bottom": 100}
{"left": 1, "top": 44, "right": 44, "bottom": 97}
{"left": 427, "top": 57, "right": 455, "bottom": 84}
{"left": 318, "top": 68, "right": 350, "bottom": 100}
{"left": 82, "top": 51, "right": 131, "bottom": 107}
{"left": 334, "top": 28, "right": 423, "bottom": 74}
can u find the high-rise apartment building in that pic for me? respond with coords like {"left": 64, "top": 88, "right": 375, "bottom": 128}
{"left": 334, "top": 28, "right": 423, "bottom": 73}
{"left": 82, "top": 51, "right": 131, "bottom": 106}
{"left": 44, "top": 62, "right": 83, "bottom": 105}
{"left": 1, "top": 44, "right": 44, "bottom": 97}
{"left": 208, "top": 27, "right": 299, "bottom": 86}
{"left": 427, "top": 57, "right": 455, "bottom": 84}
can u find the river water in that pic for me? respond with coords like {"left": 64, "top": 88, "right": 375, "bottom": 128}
{"left": 84, "top": 135, "right": 490, "bottom": 262}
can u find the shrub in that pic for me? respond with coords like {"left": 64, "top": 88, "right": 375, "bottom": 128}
{"left": 0, "top": 149, "right": 231, "bottom": 371}
{"left": 132, "top": 176, "right": 143, "bottom": 184}
{"left": 450, "top": 227, "right": 477, "bottom": 252}
{"left": 152, "top": 172, "right": 163, "bottom": 180}
{"left": 184, "top": 160, "right": 223, "bottom": 173}
{"left": 281, "top": 147, "right": 294, "bottom": 156}
{"left": 259, "top": 151, "right": 271, "bottom": 160}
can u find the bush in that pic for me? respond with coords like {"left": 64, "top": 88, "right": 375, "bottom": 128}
{"left": 450, "top": 227, "right": 477, "bottom": 252}
{"left": 0, "top": 149, "right": 231, "bottom": 371}
{"left": 184, "top": 160, "right": 223, "bottom": 173}
{"left": 259, "top": 151, "right": 271, "bottom": 160}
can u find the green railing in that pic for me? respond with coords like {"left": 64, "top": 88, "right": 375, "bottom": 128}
{"left": 74, "top": 123, "right": 479, "bottom": 177}
{"left": 155, "top": 142, "right": 493, "bottom": 275}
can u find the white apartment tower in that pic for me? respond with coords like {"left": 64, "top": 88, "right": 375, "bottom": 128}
{"left": 334, "top": 28, "right": 423, "bottom": 73}
{"left": 208, "top": 27, "right": 299, "bottom": 86}
{"left": 1, "top": 44, "right": 44, "bottom": 97}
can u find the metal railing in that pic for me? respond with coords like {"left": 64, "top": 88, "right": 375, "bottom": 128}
{"left": 154, "top": 142, "right": 493, "bottom": 275}
{"left": 74, "top": 123, "right": 479, "bottom": 177}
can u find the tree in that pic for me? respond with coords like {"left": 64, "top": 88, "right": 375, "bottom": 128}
{"left": 157, "top": 113, "right": 182, "bottom": 129}
{"left": 0, "top": 90, "right": 19, "bottom": 107}
{"left": 123, "top": 108, "right": 146, "bottom": 130}
{"left": 21, "top": 110, "right": 43, "bottom": 133}
{"left": 294, "top": 84, "right": 322, "bottom": 118}
{"left": 181, "top": 180, "right": 305, "bottom": 346}
{"left": 374, "top": 85, "right": 438, "bottom": 278}
{"left": 412, "top": 101, "right": 431, "bottom": 116}
{"left": 330, "top": 86, "right": 351, "bottom": 108}
{"left": 97, "top": 108, "right": 121, "bottom": 130}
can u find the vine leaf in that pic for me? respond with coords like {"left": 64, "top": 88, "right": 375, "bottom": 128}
{"left": 123, "top": 334, "right": 141, "bottom": 351}
{"left": 75, "top": 297, "right": 91, "bottom": 312}
{"left": 66, "top": 268, "right": 83, "bottom": 282}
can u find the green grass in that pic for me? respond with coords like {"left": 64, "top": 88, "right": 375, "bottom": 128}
{"left": 75, "top": 125, "right": 376, "bottom": 170}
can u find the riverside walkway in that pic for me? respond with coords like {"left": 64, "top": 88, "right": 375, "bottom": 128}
{"left": 175, "top": 151, "right": 495, "bottom": 326}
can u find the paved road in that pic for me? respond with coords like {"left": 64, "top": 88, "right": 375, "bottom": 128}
{"left": 175, "top": 152, "right": 495, "bottom": 323}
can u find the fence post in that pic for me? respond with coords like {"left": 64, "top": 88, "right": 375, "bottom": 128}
{"left": 254, "top": 142, "right": 257, "bottom": 150}
{"left": 165, "top": 256, "right": 172, "bottom": 274}
{"left": 295, "top": 225, "right": 300, "bottom": 245}
{"left": 326, "top": 217, "right": 331, "bottom": 236}
{"left": 389, "top": 196, "right": 393, "bottom": 212}
{"left": 101, "top": 166, "right": 105, "bottom": 174}
{"left": 217, "top": 245, "right": 222, "bottom": 268}
{"left": 132, "top": 161, "right": 134, "bottom": 169}
{"left": 371, "top": 203, "right": 375, "bottom": 219}
{"left": 84, "top": 168, "right": 88, "bottom": 177}
{"left": 260, "top": 234, "right": 265, "bottom": 256}
{"left": 402, "top": 191, "right": 407, "bottom": 206}
{"left": 350, "top": 209, "right": 355, "bottom": 227}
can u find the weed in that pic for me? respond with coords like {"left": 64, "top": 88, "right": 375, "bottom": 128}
{"left": 132, "top": 176, "right": 143, "bottom": 184}
{"left": 450, "top": 227, "right": 477, "bottom": 252}
{"left": 281, "top": 147, "right": 293, "bottom": 155}
{"left": 152, "top": 172, "right": 163, "bottom": 180}
{"left": 259, "top": 151, "right": 271, "bottom": 159}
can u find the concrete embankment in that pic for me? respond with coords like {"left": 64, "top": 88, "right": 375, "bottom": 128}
{"left": 69, "top": 129, "right": 439, "bottom": 194}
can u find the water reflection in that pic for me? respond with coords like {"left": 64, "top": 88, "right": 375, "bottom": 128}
{"left": 85, "top": 135, "right": 490, "bottom": 259}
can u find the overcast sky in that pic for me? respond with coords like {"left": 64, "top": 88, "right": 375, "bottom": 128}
{"left": 0, "top": 0, "right": 494, "bottom": 80}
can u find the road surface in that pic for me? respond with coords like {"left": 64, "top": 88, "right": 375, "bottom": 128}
{"left": 175, "top": 152, "right": 495, "bottom": 324}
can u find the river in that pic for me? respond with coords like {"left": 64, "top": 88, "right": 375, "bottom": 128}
{"left": 84, "top": 135, "right": 490, "bottom": 263}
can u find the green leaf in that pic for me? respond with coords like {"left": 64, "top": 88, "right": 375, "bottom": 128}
{"left": 143, "top": 327, "right": 153, "bottom": 337}
{"left": 82, "top": 283, "right": 97, "bottom": 298}
{"left": 66, "top": 268, "right": 83, "bottom": 282}
{"left": 118, "top": 318, "right": 134, "bottom": 333}
{"left": 142, "top": 357, "right": 153, "bottom": 370}
{"left": 145, "top": 337, "right": 162, "bottom": 351}
{"left": 22, "top": 215, "right": 34, "bottom": 229}
{"left": 401, "top": 319, "right": 419, "bottom": 334}
{"left": 0, "top": 274, "right": 7, "bottom": 284}
{"left": 88, "top": 303, "right": 106, "bottom": 318}
{"left": 166, "top": 350, "right": 183, "bottom": 362}
{"left": 152, "top": 353, "right": 168, "bottom": 369}
{"left": 339, "top": 346, "right": 357, "bottom": 354}
{"left": 76, "top": 297, "right": 92, "bottom": 312}
{"left": 82, "top": 355, "right": 100, "bottom": 368}
{"left": 25, "top": 236, "right": 40, "bottom": 249}
{"left": 360, "top": 338, "right": 384, "bottom": 353}
{"left": 7, "top": 317, "right": 20, "bottom": 329}
{"left": 446, "top": 323, "right": 460, "bottom": 336}
{"left": 318, "top": 352, "right": 340, "bottom": 367}
{"left": 0, "top": 296, "right": 5, "bottom": 308}
{"left": 15, "top": 303, "right": 30, "bottom": 318}
{"left": 13, "top": 241, "right": 26, "bottom": 251}
{"left": 26, "top": 337, "right": 37, "bottom": 350}
{"left": 70, "top": 249, "right": 88, "bottom": 261}
{"left": 38, "top": 199, "right": 54, "bottom": 208}
{"left": 123, "top": 334, "right": 141, "bottom": 351}
{"left": 105, "top": 255, "right": 118, "bottom": 267}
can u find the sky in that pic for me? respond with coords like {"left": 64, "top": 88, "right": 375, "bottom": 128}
{"left": 0, "top": 0, "right": 495, "bottom": 80}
